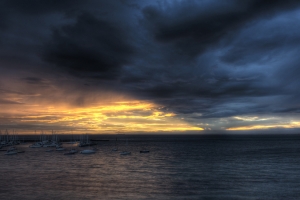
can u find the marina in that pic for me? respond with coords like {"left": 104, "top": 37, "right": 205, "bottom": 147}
{"left": 1, "top": 134, "right": 300, "bottom": 199}
{"left": 0, "top": 133, "right": 152, "bottom": 156}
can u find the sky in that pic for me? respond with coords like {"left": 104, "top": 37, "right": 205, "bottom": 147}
{"left": 1, "top": 0, "right": 300, "bottom": 134}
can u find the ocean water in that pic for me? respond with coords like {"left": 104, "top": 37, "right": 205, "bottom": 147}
{"left": 1, "top": 134, "right": 300, "bottom": 200}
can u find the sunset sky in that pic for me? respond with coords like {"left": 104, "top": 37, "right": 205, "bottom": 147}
{"left": 1, "top": 0, "right": 300, "bottom": 134}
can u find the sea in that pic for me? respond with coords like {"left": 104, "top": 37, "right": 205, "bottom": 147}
{"left": 1, "top": 133, "right": 300, "bottom": 200}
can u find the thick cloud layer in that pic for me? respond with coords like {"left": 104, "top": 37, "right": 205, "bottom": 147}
{"left": 1, "top": 0, "right": 300, "bottom": 130}
{"left": 45, "top": 13, "right": 135, "bottom": 79}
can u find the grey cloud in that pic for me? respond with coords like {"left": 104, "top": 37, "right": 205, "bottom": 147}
{"left": 44, "top": 13, "right": 135, "bottom": 80}
{"left": 1, "top": 0, "right": 300, "bottom": 130}
{"left": 3, "top": 0, "right": 87, "bottom": 15}
{"left": 143, "top": 0, "right": 300, "bottom": 57}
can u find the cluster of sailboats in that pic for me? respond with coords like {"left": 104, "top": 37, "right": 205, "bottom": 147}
{"left": 28, "top": 132, "right": 60, "bottom": 148}
{"left": 0, "top": 130, "right": 25, "bottom": 155}
{"left": 0, "top": 130, "right": 22, "bottom": 148}
{"left": 27, "top": 133, "right": 98, "bottom": 154}
{"left": 1, "top": 131, "right": 150, "bottom": 155}
{"left": 78, "top": 134, "right": 97, "bottom": 147}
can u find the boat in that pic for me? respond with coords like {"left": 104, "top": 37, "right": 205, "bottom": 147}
{"left": 7, "top": 146, "right": 16, "bottom": 151}
{"left": 78, "top": 134, "right": 92, "bottom": 147}
{"left": 56, "top": 147, "right": 65, "bottom": 151}
{"left": 120, "top": 151, "right": 131, "bottom": 155}
{"left": 140, "top": 150, "right": 150, "bottom": 153}
{"left": 120, "top": 139, "right": 131, "bottom": 155}
{"left": 64, "top": 149, "right": 78, "bottom": 155}
{"left": 112, "top": 137, "right": 118, "bottom": 151}
{"left": 5, "top": 148, "right": 18, "bottom": 155}
{"left": 43, "top": 143, "right": 57, "bottom": 148}
{"left": 78, "top": 134, "right": 97, "bottom": 154}
{"left": 66, "top": 133, "right": 78, "bottom": 144}
{"left": 69, "top": 149, "right": 78, "bottom": 153}
{"left": 80, "top": 149, "right": 96, "bottom": 154}
{"left": 29, "top": 142, "right": 43, "bottom": 148}
{"left": 5, "top": 150, "right": 18, "bottom": 155}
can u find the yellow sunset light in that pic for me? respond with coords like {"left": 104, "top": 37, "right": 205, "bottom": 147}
{"left": 3, "top": 100, "right": 203, "bottom": 134}
{"left": 226, "top": 122, "right": 300, "bottom": 131}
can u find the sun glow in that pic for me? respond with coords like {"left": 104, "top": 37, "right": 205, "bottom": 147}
{"left": 0, "top": 101, "right": 203, "bottom": 134}
{"left": 227, "top": 121, "right": 300, "bottom": 131}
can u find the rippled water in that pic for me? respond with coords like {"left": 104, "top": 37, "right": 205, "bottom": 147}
{"left": 1, "top": 134, "right": 300, "bottom": 199}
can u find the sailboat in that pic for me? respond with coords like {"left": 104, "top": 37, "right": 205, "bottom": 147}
{"left": 64, "top": 149, "right": 78, "bottom": 155}
{"left": 80, "top": 149, "right": 96, "bottom": 154}
{"left": 120, "top": 139, "right": 131, "bottom": 155}
{"left": 5, "top": 150, "right": 18, "bottom": 155}
{"left": 78, "top": 134, "right": 95, "bottom": 147}
{"left": 66, "top": 132, "right": 78, "bottom": 144}
{"left": 29, "top": 132, "right": 43, "bottom": 148}
{"left": 56, "top": 147, "right": 66, "bottom": 151}
{"left": 80, "top": 134, "right": 96, "bottom": 154}
{"left": 5, "top": 146, "right": 18, "bottom": 155}
{"left": 139, "top": 143, "right": 150, "bottom": 153}
{"left": 112, "top": 137, "right": 118, "bottom": 151}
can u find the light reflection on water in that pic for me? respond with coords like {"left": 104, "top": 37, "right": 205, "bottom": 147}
{"left": 1, "top": 135, "right": 300, "bottom": 199}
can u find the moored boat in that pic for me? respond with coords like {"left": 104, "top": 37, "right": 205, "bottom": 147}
{"left": 120, "top": 139, "right": 130, "bottom": 155}
{"left": 64, "top": 149, "right": 78, "bottom": 155}
{"left": 29, "top": 143, "right": 43, "bottom": 148}
{"left": 112, "top": 137, "right": 118, "bottom": 151}
{"left": 56, "top": 147, "right": 65, "bottom": 151}
{"left": 5, "top": 151, "right": 18, "bottom": 155}
{"left": 80, "top": 149, "right": 96, "bottom": 154}
{"left": 140, "top": 150, "right": 150, "bottom": 153}
{"left": 5, "top": 148, "right": 18, "bottom": 155}
{"left": 120, "top": 151, "right": 131, "bottom": 155}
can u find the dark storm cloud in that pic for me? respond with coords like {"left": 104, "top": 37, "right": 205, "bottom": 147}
{"left": 44, "top": 13, "right": 135, "bottom": 79}
{"left": 126, "top": 0, "right": 300, "bottom": 122}
{"left": 140, "top": 74, "right": 271, "bottom": 99}
{"left": 1, "top": 0, "right": 300, "bottom": 130}
{"left": 143, "top": 0, "right": 300, "bottom": 56}
{"left": 274, "top": 107, "right": 300, "bottom": 114}
{"left": 3, "top": 0, "right": 84, "bottom": 15}
{"left": 220, "top": 16, "right": 300, "bottom": 66}
{"left": 0, "top": 0, "right": 87, "bottom": 37}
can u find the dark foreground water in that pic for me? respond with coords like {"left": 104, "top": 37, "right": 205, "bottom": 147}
{"left": 1, "top": 134, "right": 300, "bottom": 200}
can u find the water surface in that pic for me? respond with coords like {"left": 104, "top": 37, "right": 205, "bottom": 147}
{"left": 1, "top": 134, "right": 300, "bottom": 199}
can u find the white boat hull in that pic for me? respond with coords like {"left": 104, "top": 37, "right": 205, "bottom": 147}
{"left": 5, "top": 151, "right": 18, "bottom": 155}
{"left": 80, "top": 149, "right": 96, "bottom": 154}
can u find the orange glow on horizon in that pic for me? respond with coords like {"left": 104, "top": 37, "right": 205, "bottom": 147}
{"left": 226, "top": 122, "right": 300, "bottom": 131}
{"left": 0, "top": 100, "right": 203, "bottom": 134}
